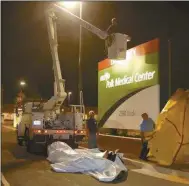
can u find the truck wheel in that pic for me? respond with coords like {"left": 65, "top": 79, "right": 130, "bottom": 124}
{"left": 17, "top": 127, "right": 23, "bottom": 146}
{"left": 44, "top": 144, "right": 48, "bottom": 157}
{"left": 18, "top": 139, "right": 23, "bottom": 146}
{"left": 27, "top": 140, "right": 36, "bottom": 153}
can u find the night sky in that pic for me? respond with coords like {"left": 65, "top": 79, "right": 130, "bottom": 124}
{"left": 2, "top": 1, "right": 189, "bottom": 106}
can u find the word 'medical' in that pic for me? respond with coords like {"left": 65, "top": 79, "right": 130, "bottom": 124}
{"left": 105, "top": 71, "right": 156, "bottom": 88}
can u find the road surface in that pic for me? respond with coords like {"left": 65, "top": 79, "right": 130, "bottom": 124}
{"left": 1, "top": 121, "right": 188, "bottom": 186}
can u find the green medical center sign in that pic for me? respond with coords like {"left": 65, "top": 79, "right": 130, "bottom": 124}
{"left": 98, "top": 39, "right": 160, "bottom": 130}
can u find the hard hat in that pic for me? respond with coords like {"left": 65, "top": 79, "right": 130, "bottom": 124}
{"left": 89, "top": 110, "right": 95, "bottom": 116}
{"left": 111, "top": 18, "right": 117, "bottom": 23}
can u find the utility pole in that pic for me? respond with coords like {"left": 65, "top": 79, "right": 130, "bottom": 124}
{"left": 1, "top": 84, "right": 3, "bottom": 111}
{"left": 78, "top": 2, "right": 83, "bottom": 106}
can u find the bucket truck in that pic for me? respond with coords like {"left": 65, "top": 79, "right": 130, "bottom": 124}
{"left": 16, "top": 3, "right": 130, "bottom": 154}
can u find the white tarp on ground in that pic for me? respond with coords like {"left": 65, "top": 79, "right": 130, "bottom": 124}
{"left": 47, "top": 142, "right": 128, "bottom": 182}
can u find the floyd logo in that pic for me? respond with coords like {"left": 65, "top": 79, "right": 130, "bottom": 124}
{"left": 100, "top": 72, "right": 110, "bottom": 82}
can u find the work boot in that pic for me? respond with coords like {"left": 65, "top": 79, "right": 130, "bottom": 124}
{"left": 107, "top": 151, "right": 113, "bottom": 161}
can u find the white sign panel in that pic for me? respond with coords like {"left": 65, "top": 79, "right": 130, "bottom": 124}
{"left": 103, "top": 85, "right": 160, "bottom": 130}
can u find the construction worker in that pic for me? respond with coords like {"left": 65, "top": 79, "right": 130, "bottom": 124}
{"left": 86, "top": 111, "right": 99, "bottom": 149}
{"left": 105, "top": 18, "right": 119, "bottom": 52}
{"left": 139, "top": 113, "right": 155, "bottom": 160}
{"left": 106, "top": 18, "right": 118, "bottom": 35}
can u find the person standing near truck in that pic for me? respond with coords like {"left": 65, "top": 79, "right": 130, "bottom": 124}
{"left": 139, "top": 113, "right": 155, "bottom": 160}
{"left": 86, "top": 111, "right": 99, "bottom": 149}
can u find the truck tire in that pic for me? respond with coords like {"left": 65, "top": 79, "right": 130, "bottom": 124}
{"left": 18, "top": 139, "right": 23, "bottom": 146}
{"left": 25, "top": 129, "right": 36, "bottom": 154}
{"left": 27, "top": 139, "right": 36, "bottom": 154}
{"left": 17, "top": 131, "right": 24, "bottom": 146}
{"left": 16, "top": 126, "right": 23, "bottom": 146}
{"left": 44, "top": 143, "right": 48, "bottom": 157}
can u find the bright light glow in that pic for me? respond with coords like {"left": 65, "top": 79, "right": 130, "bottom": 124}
{"left": 34, "top": 129, "right": 41, "bottom": 133}
{"left": 59, "top": 1, "right": 79, "bottom": 9}
{"left": 33, "top": 120, "right": 41, "bottom": 125}
{"left": 20, "top": 81, "right": 26, "bottom": 86}
{"left": 68, "top": 92, "right": 72, "bottom": 95}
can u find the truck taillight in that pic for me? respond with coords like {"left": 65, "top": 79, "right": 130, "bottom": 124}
{"left": 75, "top": 130, "right": 84, "bottom": 134}
{"left": 34, "top": 129, "right": 41, "bottom": 133}
{"left": 34, "top": 129, "right": 48, "bottom": 134}
{"left": 56, "top": 130, "right": 65, "bottom": 134}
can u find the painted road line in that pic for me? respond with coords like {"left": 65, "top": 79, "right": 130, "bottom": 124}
{"left": 1, "top": 173, "right": 10, "bottom": 186}
{"left": 132, "top": 168, "right": 189, "bottom": 185}
{"left": 142, "top": 163, "right": 189, "bottom": 179}
{"left": 99, "top": 134, "right": 141, "bottom": 140}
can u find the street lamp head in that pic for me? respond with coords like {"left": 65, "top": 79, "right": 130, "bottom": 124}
{"left": 59, "top": 1, "right": 79, "bottom": 9}
{"left": 20, "top": 81, "right": 26, "bottom": 86}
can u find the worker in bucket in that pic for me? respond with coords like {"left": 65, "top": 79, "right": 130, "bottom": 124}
{"left": 105, "top": 18, "right": 119, "bottom": 51}
{"left": 86, "top": 110, "right": 99, "bottom": 149}
{"left": 107, "top": 18, "right": 118, "bottom": 35}
{"left": 139, "top": 113, "right": 155, "bottom": 160}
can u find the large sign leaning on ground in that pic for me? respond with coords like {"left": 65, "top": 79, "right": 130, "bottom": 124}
{"left": 98, "top": 38, "right": 160, "bottom": 130}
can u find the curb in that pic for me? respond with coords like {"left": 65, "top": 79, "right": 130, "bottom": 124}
{"left": 123, "top": 157, "right": 189, "bottom": 180}
{"left": 1, "top": 173, "right": 10, "bottom": 186}
{"left": 99, "top": 134, "right": 141, "bottom": 141}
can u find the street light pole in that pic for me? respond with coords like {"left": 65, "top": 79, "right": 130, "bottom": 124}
{"left": 68, "top": 92, "right": 72, "bottom": 105}
{"left": 56, "top": 2, "right": 83, "bottom": 105}
{"left": 78, "top": 2, "right": 83, "bottom": 106}
{"left": 1, "top": 84, "right": 4, "bottom": 111}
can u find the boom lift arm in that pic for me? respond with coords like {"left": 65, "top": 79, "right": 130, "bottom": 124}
{"left": 43, "top": 3, "right": 131, "bottom": 114}
{"left": 43, "top": 9, "right": 67, "bottom": 112}
{"left": 53, "top": 4, "right": 109, "bottom": 40}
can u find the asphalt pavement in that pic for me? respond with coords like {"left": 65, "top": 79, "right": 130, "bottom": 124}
{"left": 1, "top": 121, "right": 188, "bottom": 186}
